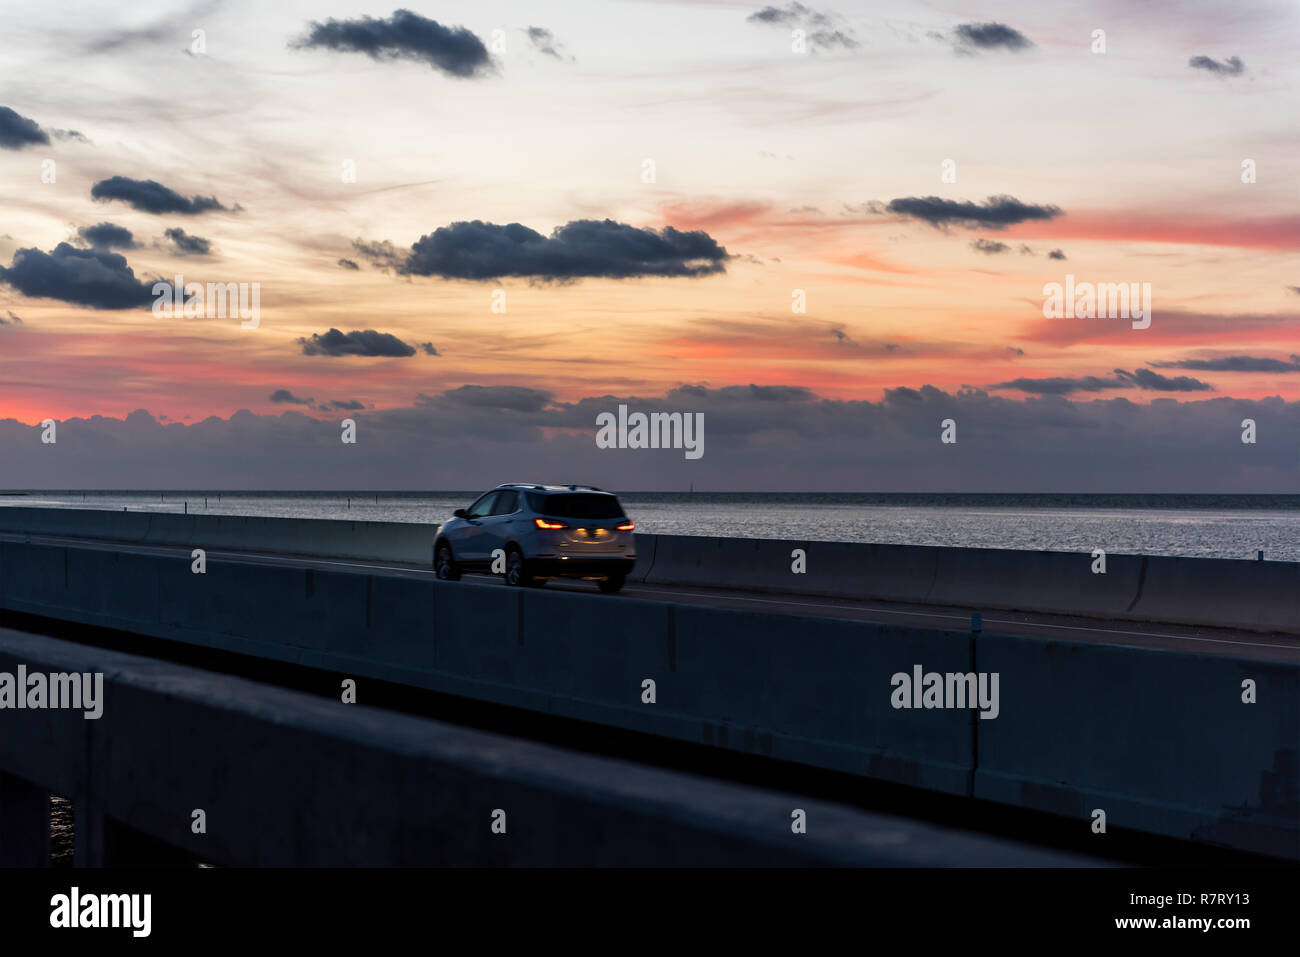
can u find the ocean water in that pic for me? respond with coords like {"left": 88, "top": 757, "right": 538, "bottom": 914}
{"left": 2, "top": 491, "right": 1297, "bottom": 561}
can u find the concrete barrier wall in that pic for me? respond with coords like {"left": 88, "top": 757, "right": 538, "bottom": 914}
{"left": 2, "top": 629, "right": 1104, "bottom": 866}
{"left": 1128, "top": 555, "right": 1300, "bottom": 635}
{"left": 2, "top": 507, "right": 1294, "bottom": 632}
{"left": 0, "top": 542, "right": 975, "bottom": 797}
{"left": 635, "top": 534, "right": 1298, "bottom": 634}
{"left": 974, "top": 633, "right": 1300, "bottom": 860}
{"left": 0, "top": 506, "right": 436, "bottom": 565}
{"left": 1, "top": 540, "right": 1294, "bottom": 858}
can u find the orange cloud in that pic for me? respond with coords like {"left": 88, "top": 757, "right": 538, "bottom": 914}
{"left": 1016, "top": 310, "right": 1298, "bottom": 347}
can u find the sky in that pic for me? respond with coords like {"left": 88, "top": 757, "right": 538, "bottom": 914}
{"left": 0, "top": 0, "right": 1296, "bottom": 490}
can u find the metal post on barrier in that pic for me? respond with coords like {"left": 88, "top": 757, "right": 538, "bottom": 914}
{"left": 971, "top": 612, "right": 982, "bottom": 633}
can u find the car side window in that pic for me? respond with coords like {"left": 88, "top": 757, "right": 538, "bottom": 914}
{"left": 491, "top": 490, "right": 518, "bottom": 515}
{"left": 466, "top": 492, "right": 498, "bottom": 518}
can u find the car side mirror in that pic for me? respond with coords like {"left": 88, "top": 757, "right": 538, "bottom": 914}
{"left": 453, "top": 508, "right": 467, "bottom": 518}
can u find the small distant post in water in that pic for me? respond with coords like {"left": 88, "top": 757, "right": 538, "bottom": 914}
{"left": 971, "top": 612, "right": 982, "bottom": 633}
{"left": 1257, "top": 550, "right": 1264, "bottom": 561}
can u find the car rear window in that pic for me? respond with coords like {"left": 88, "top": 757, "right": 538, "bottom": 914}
{"left": 526, "top": 492, "right": 624, "bottom": 519}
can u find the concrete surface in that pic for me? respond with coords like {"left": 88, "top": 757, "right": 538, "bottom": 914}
{"left": 0, "top": 628, "right": 1110, "bottom": 867}
{"left": 0, "top": 539, "right": 1294, "bottom": 859}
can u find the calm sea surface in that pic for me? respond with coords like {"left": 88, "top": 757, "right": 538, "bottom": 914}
{"left": 2, "top": 491, "right": 1297, "bottom": 561}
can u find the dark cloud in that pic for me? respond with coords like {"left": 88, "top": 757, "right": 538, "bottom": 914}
{"left": 351, "top": 238, "right": 404, "bottom": 269}
{"left": 297, "top": 328, "right": 417, "bottom": 358}
{"left": 746, "top": 3, "right": 859, "bottom": 50}
{"left": 1114, "top": 368, "right": 1214, "bottom": 392}
{"left": 269, "top": 389, "right": 313, "bottom": 406}
{"left": 292, "top": 9, "right": 493, "bottom": 78}
{"left": 0, "top": 106, "right": 50, "bottom": 149}
{"left": 886, "top": 195, "right": 1062, "bottom": 230}
{"left": 164, "top": 227, "right": 212, "bottom": 256}
{"left": 993, "top": 369, "right": 1214, "bottom": 394}
{"left": 77, "top": 222, "right": 137, "bottom": 249}
{"left": 90, "top": 176, "right": 231, "bottom": 215}
{"left": 51, "top": 129, "right": 90, "bottom": 143}
{"left": 0, "top": 243, "right": 155, "bottom": 309}
{"left": 953, "top": 22, "right": 1033, "bottom": 51}
{"left": 319, "top": 399, "right": 365, "bottom": 412}
{"left": 525, "top": 26, "right": 569, "bottom": 60}
{"left": 0, "top": 310, "right": 23, "bottom": 325}
{"left": 420, "top": 342, "right": 439, "bottom": 355}
{"left": 374, "top": 219, "right": 729, "bottom": 281}
{"left": 1285, "top": 286, "right": 1299, "bottom": 295}
{"left": 1188, "top": 55, "right": 1244, "bottom": 76}
{"left": 991, "top": 375, "right": 1128, "bottom": 396}
{"left": 1047, "top": 249, "right": 1067, "bottom": 260}
{"left": 971, "top": 238, "right": 1010, "bottom": 254}
{"left": 1152, "top": 355, "right": 1300, "bottom": 373}
{"left": 1, "top": 386, "right": 1294, "bottom": 492}
{"left": 748, "top": 3, "right": 805, "bottom": 24}
{"left": 1006, "top": 346, "right": 1024, "bottom": 356}
{"left": 438, "top": 384, "right": 553, "bottom": 412}
{"left": 337, "top": 258, "right": 360, "bottom": 270}
{"left": 717, "top": 384, "right": 815, "bottom": 402}
{"left": 1018, "top": 244, "right": 1034, "bottom": 255}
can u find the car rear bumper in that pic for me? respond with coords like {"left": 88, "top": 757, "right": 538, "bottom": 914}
{"left": 527, "top": 556, "right": 636, "bottom": 579}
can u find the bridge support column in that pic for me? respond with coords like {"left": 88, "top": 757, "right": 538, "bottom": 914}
{"left": 0, "top": 771, "right": 49, "bottom": 866}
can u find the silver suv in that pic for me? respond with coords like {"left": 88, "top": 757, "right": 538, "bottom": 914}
{"left": 434, "top": 484, "right": 636, "bottom": 592}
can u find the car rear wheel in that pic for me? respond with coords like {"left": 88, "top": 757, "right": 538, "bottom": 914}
{"left": 505, "top": 547, "right": 543, "bottom": 587}
{"left": 435, "top": 543, "right": 461, "bottom": 581}
{"left": 597, "top": 574, "right": 626, "bottom": 594}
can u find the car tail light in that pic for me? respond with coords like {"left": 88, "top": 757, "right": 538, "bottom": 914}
{"left": 616, "top": 520, "right": 635, "bottom": 531}
{"left": 535, "top": 518, "right": 568, "bottom": 529}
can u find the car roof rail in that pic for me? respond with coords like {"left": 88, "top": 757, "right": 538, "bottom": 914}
{"left": 505, "top": 483, "right": 605, "bottom": 492}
